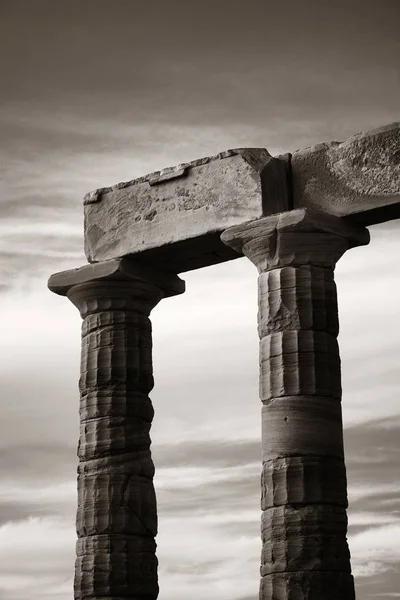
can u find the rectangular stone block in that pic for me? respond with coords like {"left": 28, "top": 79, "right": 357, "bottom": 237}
{"left": 84, "top": 149, "right": 290, "bottom": 272}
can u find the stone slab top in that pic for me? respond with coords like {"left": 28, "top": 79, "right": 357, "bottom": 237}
{"left": 84, "top": 148, "right": 275, "bottom": 205}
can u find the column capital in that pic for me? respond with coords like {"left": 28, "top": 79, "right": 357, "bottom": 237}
{"left": 221, "top": 208, "right": 370, "bottom": 272}
{"left": 48, "top": 257, "right": 185, "bottom": 316}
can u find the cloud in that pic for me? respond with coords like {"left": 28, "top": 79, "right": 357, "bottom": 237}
{"left": 0, "top": 482, "right": 76, "bottom": 527}
{"left": 349, "top": 512, "right": 400, "bottom": 527}
{"left": 373, "top": 592, "right": 400, "bottom": 598}
{"left": 153, "top": 438, "right": 260, "bottom": 469}
{"left": 350, "top": 524, "right": 400, "bottom": 578}
{"left": 0, "top": 516, "right": 74, "bottom": 600}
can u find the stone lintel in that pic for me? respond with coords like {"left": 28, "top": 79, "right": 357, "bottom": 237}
{"left": 81, "top": 122, "right": 398, "bottom": 275}
{"left": 47, "top": 257, "right": 185, "bottom": 298}
{"left": 291, "top": 121, "right": 400, "bottom": 223}
{"left": 83, "top": 149, "right": 291, "bottom": 272}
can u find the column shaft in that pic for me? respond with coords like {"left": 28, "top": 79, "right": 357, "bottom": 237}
{"left": 73, "top": 281, "right": 160, "bottom": 599}
{"left": 221, "top": 208, "right": 370, "bottom": 600}
{"left": 48, "top": 259, "right": 185, "bottom": 600}
{"left": 259, "top": 264, "right": 352, "bottom": 599}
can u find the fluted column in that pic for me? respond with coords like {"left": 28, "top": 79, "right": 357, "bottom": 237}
{"left": 48, "top": 258, "right": 185, "bottom": 600}
{"left": 221, "top": 208, "right": 370, "bottom": 600}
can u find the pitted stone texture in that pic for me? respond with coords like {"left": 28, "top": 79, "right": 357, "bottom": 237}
{"left": 80, "top": 389, "right": 154, "bottom": 423}
{"left": 258, "top": 267, "right": 339, "bottom": 337}
{"left": 261, "top": 397, "right": 344, "bottom": 461}
{"left": 48, "top": 260, "right": 185, "bottom": 600}
{"left": 260, "top": 331, "right": 341, "bottom": 401}
{"left": 84, "top": 149, "right": 290, "bottom": 272}
{"left": 75, "top": 535, "right": 157, "bottom": 599}
{"left": 78, "top": 415, "right": 152, "bottom": 461}
{"left": 260, "top": 571, "right": 355, "bottom": 600}
{"left": 77, "top": 473, "right": 157, "bottom": 537}
{"left": 292, "top": 122, "right": 400, "bottom": 221}
{"left": 220, "top": 208, "right": 369, "bottom": 273}
{"left": 261, "top": 456, "right": 348, "bottom": 509}
{"left": 79, "top": 310, "right": 154, "bottom": 396}
{"left": 261, "top": 504, "right": 350, "bottom": 575}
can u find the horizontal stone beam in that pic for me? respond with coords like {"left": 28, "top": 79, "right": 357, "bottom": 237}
{"left": 291, "top": 122, "right": 400, "bottom": 225}
{"left": 83, "top": 122, "right": 399, "bottom": 273}
{"left": 84, "top": 149, "right": 290, "bottom": 272}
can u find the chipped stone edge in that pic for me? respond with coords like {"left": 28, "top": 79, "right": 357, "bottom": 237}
{"left": 83, "top": 147, "right": 271, "bottom": 205}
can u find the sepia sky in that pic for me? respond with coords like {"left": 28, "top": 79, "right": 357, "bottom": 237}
{"left": 0, "top": 1, "right": 399, "bottom": 598}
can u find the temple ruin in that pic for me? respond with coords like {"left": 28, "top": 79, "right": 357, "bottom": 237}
{"left": 48, "top": 122, "right": 400, "bottom": 599}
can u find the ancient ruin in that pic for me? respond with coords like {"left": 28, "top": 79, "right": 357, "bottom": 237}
{"left": 48, "top": 122, "right": 399, "bottom": 600}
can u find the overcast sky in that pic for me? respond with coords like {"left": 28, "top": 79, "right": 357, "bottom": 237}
{"left": 0, "top": 1, "right": 399, "bottom": 599}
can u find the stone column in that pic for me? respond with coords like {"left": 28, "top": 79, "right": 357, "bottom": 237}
{"left": 48, "top": 258, "right": 185, "bottom": 600}
{"left": 221, "top": 208, "right": 370, "bottom": 600}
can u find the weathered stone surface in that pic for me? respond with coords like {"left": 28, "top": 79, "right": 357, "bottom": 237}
{"left": 48, "top": 257, "right": 185, "bottom": 298}
{"left": 82, "top": 123, "right": 398, "bottom": 275}
{"left": 261, "top": 505, "right": 350, "bottom": 575}
{"left": 260, "top": 572, "right": 355, "bottom": 600}
{"left": 258, "top": 266, "right": 339, "bottom": 337}
{"left": 221, "top": 209, "right": 366, "bottom": 600}
{"left": 84, "top": 149, "right": 290, "bottom": 271}
{"left": 260, "top": 332, "right": 341, "bottom": 401}
{"left": 221, "top": 207, "right": 370, "bottom": 272}
{"left": 82, "top": 123, "right": 397, "bottom": 274}
{"left": 48, "top": 260, "right": 185, "bottom": 600}
{"left": 261, "top": 397, "right": 344, "bottom": 460}
{"left": 261, "top": 456, "right": 348, "bottom": 509}
{"left": 292, "top": 122, "right": 400, "bottom": 223}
